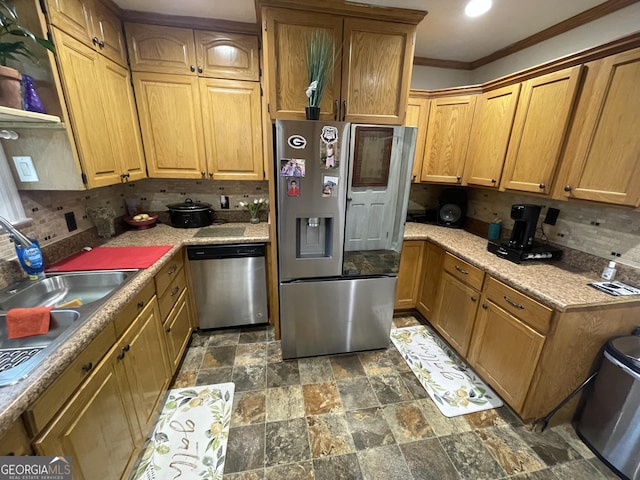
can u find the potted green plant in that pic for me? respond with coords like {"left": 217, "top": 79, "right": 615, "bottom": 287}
{"left": 0, "top": 1, "right": 55, "bottom": 109}
{"left": 305, "top": 29, "right": 334, "bottom": 120}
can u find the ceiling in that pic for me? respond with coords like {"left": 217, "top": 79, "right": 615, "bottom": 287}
{"left": 113, "top": 0, "right": 610, "bottom": 62}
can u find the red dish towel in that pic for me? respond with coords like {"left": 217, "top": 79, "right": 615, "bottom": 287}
{"left": 46, "top": 246, "right": 173, "bottom": 272}
{"left": 6, "top": 307, "right": 53, "bottom": 339}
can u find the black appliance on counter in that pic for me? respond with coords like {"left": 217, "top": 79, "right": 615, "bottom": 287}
{"left": 166, "top": 198, "right": 213, "bottom": 228}
{"left": 437, "top": 188, "right": 467, "bottom": 228}
{"left": 488, "top": 204, "right": 562, "bottom": 263}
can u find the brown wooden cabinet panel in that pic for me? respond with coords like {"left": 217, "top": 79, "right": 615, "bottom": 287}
{"left": 126, "top": 23, "right": 197, "bottom": 75}
{"left": 394, "top": 241, "right": 424, "bottom": 309}
{"left": 500, "top": 66, "right": 582, "bottom": 194}
{"left": 416, "top": 241, "right": 444, "bottom": 324}
{"left": 435, "top": 272, "right": 480, "bottom": 356}
{"left": 468, "top": 300, "right": 545, "bottom": 411}
{"left": 195, "top": 30, "right": 260, "bottom": 81}
{"left": 91, "top": 0, "right": 127, "bottom": 67}
{"left": 46, "top": 0, "right": 93, "bottom": 46}
{"left": 557, "top": 47, "right": 640, "bottom": 206}
{"left": 421, "top": 95, "right": 476, "bottom": 184}
{"left": 341, "top": 18, "right": 414, "bottom": 125}
{"left": 200, "top": 78, "right": 264, "bottom": 180}
{"left": 134, "top": 72, "right": 207, "bottom": 178}
{"left": 405, "top": 94, "right": 429, "bottom": 183}
{"left": 0, "top": 419, "right": 32, "bottom": 456}
{"left": 264, "top": 8, "right": 343, "bottom": 121}
{"left": 164, "top": 289, "right": 194, "bottom": 375}
{"left": 463, "top": 84, "right": 520, "bottom": 188}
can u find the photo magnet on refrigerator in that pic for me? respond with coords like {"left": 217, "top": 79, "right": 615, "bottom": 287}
{"left": 280, "top": 159, "right": 306, "bottom": 177}
{"left": 287, "top": 178, "right": 301, "bottom": 197}
{"left": 288, "top": 134, "right": 307, "bottom": 149}
{"left": 320, "top": 126, "right": 339, "bottom": 170}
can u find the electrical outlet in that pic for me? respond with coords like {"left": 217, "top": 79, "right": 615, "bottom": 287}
{"left": 543, "top": 207, "right": 560, "bottom": 225}
{"left": 64, "top": 212, "right": 77, "bottom": 232}
{"left": 220, "top": 195, "right": 229, "bottom": 209}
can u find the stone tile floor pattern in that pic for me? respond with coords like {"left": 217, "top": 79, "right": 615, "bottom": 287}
{"left": 171, "top": 316, "right": 618, "bottom": 480}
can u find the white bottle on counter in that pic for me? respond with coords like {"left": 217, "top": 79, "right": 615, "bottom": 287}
{"left": 601, "top": 261, "right": 617, "bottom": 281}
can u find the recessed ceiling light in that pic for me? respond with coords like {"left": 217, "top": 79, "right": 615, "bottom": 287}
{"left": 465, "top": 0, "right": 492, "bottom": 17}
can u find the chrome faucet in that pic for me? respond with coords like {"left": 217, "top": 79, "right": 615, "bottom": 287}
{"left": 0, "top": 216, "right": 33, "bottom": 248}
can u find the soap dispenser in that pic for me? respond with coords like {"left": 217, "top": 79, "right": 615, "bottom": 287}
{"left": 601, "top": 261, "right": 617, "bottom": 281}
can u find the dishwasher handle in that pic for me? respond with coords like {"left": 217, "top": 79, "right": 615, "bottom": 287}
{"left": 187, "top": 243, "right": 266, "bottom": 260}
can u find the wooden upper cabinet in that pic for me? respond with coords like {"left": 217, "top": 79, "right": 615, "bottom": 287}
{"left": 126, "top": 23, "right": 197, "bottom": 75}
{"left": 341, "top": 18, "right": 414, "bottom": 125}
{"left": 264, "top": 8, "right": 343, "bottom": 121}
{"left": 463, "top": 84, "right": 520, "bottom": 188}
{"left": 200, "top": 78, "right": 264, "bottom": 180}
{"left": 405, "top": 94, "right": 429, "bottom": 183}
{"left": 263, "top": 8, "right": 416, "bottom": 124}
{"left": 556, "top": 47, "right": 640, "bottom": 207}
{"left": 500, "top": 66, "right": 582, "bottom": 195}
{"left": 421, "top": 95, "right": 477, "bottom": 184}
{"left": 195, "top": 31, "right": 260, "bottom": 81}
{"left": 47, "top": 0, "right": 127, "bottom": 67}
{"left": 133, "top": 72, "right": 206, "bottom": 178}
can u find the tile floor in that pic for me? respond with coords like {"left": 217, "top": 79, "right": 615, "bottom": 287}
{"left": 171, "top": 315, "right": 618, "bottom": 480}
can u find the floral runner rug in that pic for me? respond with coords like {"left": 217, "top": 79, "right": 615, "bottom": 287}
{"left": 390, "top": 325, "right": 502, "bottom": 417}
{"left": 132, "top": 383, "right": 235, "bottom": 480}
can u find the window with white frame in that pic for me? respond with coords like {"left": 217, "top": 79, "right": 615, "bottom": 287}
{"left": 0, "top": 144, "right": 28, "bottom": 224}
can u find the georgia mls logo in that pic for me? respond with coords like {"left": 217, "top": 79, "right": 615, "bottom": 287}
{"left": 287, "top": 134, "right": 307, "bottom": 149}
{"left": 0, "top": 455, "right": 72, "bottom": 479}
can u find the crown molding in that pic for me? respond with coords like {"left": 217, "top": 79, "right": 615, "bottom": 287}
{"left": 413, "top": 57, "right": 473, "bottom": 70}
{"left": 120, "top": 10, "right": 260, "bottom": 35}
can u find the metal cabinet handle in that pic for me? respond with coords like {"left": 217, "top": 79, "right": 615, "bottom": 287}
{"left": 166, "top": 327, "right": 171, "bottom": 333}
{"left": 197, "top": 66, "right": 203, "bottom": 74}
{"left": 411, "top": 174, "right": 417, "bottom": 182}
{"left": 503, "top": 295, "right": 525, "bottom": 309}
{"left": 482, "top": 303, "right": 488, "bottom": 309}
{"left": 342, "top": 100, "right": 347, "bottom": 121}
{"left": 92, "top": 36, "right": 99, "bottom": 46}
{"left": 123, "top": 345, "right": 130, "bottom": 352}
{"left": 456, "top": 176, "right": 461, "bottom": 182}
{"left": 190, "top": 65, "right": 196, "bottom": 72}
{"left": 170, "top": 285, "right": 180, "bottom": 297}
{"left": 491, "top": 178, "right": 496, "bottom": 183}
{"left": 137, "top": 301, "right": 144, "bottom": 309}
{"left": 98, "top": 40, "right": 105, "bottom": 48}
{"left": 454, "top": 265, "right": 469, "bottom": 275}
{"left": 82, "top": 362, "right": 93, "bottom": 372}
{"left": 334, "top": 100, "right": 338, "bottom": 121}
{"left": 209, "top": 172, "right": 214, "bottom": 178}
{"left": 167, "top": 264, "right": 177, "bottom": 275}
{"left": 539, "top": 183, "right": 545, "bottom": 189}
{"left": 470, "top": 296, "right": 477, "bottom": 302}
{"left": 201, "top": 171, "right": 206, "bottom": 177}
{"left": 564, "top": 185, "right": 572, "bottom": 192}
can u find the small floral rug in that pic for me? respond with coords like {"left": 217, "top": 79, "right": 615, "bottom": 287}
{"left": 132, "top": 383, "right": 235, "bottom": 480}
{"left": 390, "top": 325, "right": 502, "bottom": 417}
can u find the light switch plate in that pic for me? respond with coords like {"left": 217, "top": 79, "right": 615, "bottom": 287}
{"left": 12, "top": 156, "right": 39, "bottom": 182}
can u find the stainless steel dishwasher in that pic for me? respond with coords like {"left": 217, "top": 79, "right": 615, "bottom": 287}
{"left": 187, "top": 244, "right": 268, "bottom": 329}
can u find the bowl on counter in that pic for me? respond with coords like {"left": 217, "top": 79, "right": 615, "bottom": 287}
{"left": 124, "top": 214, "right": 158, "bottom": 230}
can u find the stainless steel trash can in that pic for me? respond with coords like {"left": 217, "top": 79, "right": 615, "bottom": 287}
{"left": 577, "top": 335, "right": 640, "bottom": 480}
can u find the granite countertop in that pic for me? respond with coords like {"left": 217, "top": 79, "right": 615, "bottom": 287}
{"left": 0, "top": 222, "right": 269, "bottom": 437}
{"left": 404, "top": 222, "right": 640, "bottom": 312}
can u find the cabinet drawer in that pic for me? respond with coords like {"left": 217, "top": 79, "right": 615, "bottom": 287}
{"left": 158, "top": 268, "right": 187, "bottom": 320}
{"left": 484, "top": 277, "right": 553, "bottom": 334}
{"left": 113, "top": 281, "right": 156, "bottom": 337}
{"left": 24, "top": 322, "right": 117, "bottom": 435}
{"left": 155, "top": 252, "right": 184, "bottom": 297}
{"left": 0, "top": 418, "right": 32, "bottom": 456}
{"left": 163, "top": 288, "right": 193, "bottom": 374}
{"left": 443, "top": 252, "right": 485, "bottom": 291}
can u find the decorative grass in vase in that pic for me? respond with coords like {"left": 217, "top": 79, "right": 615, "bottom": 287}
{"left": 305, "top": 29, "right": 334, "bottom": 120}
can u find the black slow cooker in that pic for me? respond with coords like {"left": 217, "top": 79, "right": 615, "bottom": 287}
{"left": 166, "top": 198, "right": 213, "bottom": 228}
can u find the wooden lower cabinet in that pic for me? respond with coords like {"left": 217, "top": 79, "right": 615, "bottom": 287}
{"left": 0, "top": 419, "right": 32, "bottom": 456}
{"left": 434, "top": 271, "right": 480, "bottom": 356}
{"left": 468, "top": 300, "right": 545, "bottom": 411}
{"left": 394, "top": 241, "right": 424, "bottom": 309}
{"left": 416, "top": 241, "right": 444, "bottom": 323}
{"left": 164, "top": 288, "right": 194, "bottom": 374}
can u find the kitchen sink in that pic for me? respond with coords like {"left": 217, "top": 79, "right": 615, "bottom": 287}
{"left": 0, "top": 270, "right": 137, "bottom": 311}
{"left": 0, "top": 270, "right": 139, "bottom": 386}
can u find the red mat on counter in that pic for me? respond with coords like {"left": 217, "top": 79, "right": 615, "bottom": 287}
{"left": 46, "top": 246, "right": 173, "bottom": 272}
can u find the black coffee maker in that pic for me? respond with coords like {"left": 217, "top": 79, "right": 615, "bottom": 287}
{"left": 507, "top": 204, "right": 541, "bottom": 250}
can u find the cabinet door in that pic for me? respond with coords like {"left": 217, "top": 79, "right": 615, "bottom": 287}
{"left": 200, "top": 78, "right": 264, "bottom": 180}
{"left": 341, "top": 18, "right": 415, "bottom": 125}
{"left": 421, "top": 95, "right": 477, "bottom": 183}
{"left": 91, "top": 0, "right": 127, "bottom": 67}
{"left": 500, "top": 66, "right": 582, "bottom": 194}
{"left": 435, "top": 272, "right": 480, "bottom": 356}
{"left": 394, "top": 241, "right": 424, "bottom": 309}
{"left": 264, "top": 8, "right": 343, "bottom": 120}
{"left": 405, "top": 95, "right": 429, "bottom": 183}
{"left": 195, "top": 30, "right": 260, "bottom": 81}
{"left": 416, "top": 241, "right": 444, "bottom": 323}
{"left": 559, "top": 48, "right": 640, "bottom": 206}
{"left": 99, "top": 57, "right": 147, "bottom": 182}
{"left": 468, "top": 300, "right": 545, "bottom": 411}
{"left": 133, "top": 72, "right": 207, "bottom": 178}
{"left": 53, "top": 28, "right": 121, "bottom": 188}
{"left": 46, "top": 0, "right": 93, "bottom": 47}
{"left": 164, "top": 289, "right": 193, "bottom": 375}
{"left": 120, "top": 299, "right": 170, "bottom": 441}
{"left": 125, "top": 23, "right": 197, "bottom": 75}
{"left": 34, "top": 351, "right": 138, "bottom": 480}
{"left": 463, "top": 84, "right": 520, "bottom": 188}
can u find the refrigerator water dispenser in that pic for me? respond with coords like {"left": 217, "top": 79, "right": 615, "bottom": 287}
{"left": 296, "top": 217, "right": 333, "bottom": 258}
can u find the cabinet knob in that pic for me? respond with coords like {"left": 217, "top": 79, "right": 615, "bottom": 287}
{"left": 190, "top": 65, "right": 196, "bottom": 72}
{"left": 197, "top": 66, "right": 203, "bottom": 74}
{"left": 470, "top": 296, "right": 477, "bottom": 302}
{"left": 92, "top": 36, "right": 99, "bottom": 46}
{"left": 123, "top": 344, "right": 130, "bottom": 352}
{"left": 491, "top": 178, "right": 497, "bottom": 183}
{"left": 120, "top": 173, "right": 126, "bottom": 180}
{"left": 137, "top": 301, "right": 144, "bottom": 309}
{"left": 564, "top": 185, "right": 572, "bottom": 192}
{"left": 166, "top": 327, "right": 172, "bottom": 333}
{"left": 82, "top": 362, "right": 93, "bottom": 372}
{"left": 538, "top": 183, "right": 546, "bottom": 189}
{"left": 209, "top": 172, "right": 214, "bottom": 178}
{"left": 456, "top": 176, "right": 461, "bottom": 182}
{"left": 482, "top": 303, "right": 488, "bottom": 309}
{"left": 98, "top": 40, "right": 105, "bottom": 48}
{"left": 411, "top": 174, "right": 417, "bottom": 182}
{"left": 201, "top": 171, "right": 206, "bottom": 177}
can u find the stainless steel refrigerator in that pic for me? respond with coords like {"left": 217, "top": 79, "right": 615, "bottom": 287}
{"left": 276, "top": 120, "right": 416, "bottom": 359}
